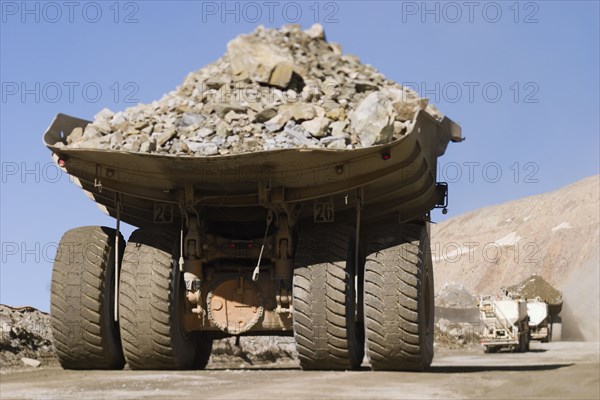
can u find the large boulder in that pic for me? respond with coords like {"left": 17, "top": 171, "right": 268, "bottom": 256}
{"left": 350, "top": 91, "right": 395, "bottom": 146}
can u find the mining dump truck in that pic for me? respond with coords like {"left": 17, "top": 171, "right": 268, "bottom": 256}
{"left": 479, "top": 296, "right": 530, "bottom": 353}
{"left": 45, "top": 111, "right": 461, "bottom": 371}
{"left": 506, "top": 274, "right": 563, "bottom": 342}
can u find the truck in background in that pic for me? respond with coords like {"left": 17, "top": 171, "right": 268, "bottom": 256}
{"left": 479, "top": 295, "right": 530, "bottom": 353}
{"left": 506, "top": 275, "right": 563, "bottom": 342}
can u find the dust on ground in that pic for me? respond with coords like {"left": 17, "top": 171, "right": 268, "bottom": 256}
{"left": 1, "top": 342, "right": 598, "bottom": 400}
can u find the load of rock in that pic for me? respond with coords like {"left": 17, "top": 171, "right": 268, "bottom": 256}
{"left": 61, "top": 24, "right": 442, "bottom": 156}
{"left": 505, "top": 274, "right": 563, "bottom": 308}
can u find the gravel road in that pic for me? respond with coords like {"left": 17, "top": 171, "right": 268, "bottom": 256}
{"left": 1, "top": 342, "right": 598, "bottom": 400}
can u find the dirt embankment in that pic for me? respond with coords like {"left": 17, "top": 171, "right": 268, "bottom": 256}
{"left": 432, "top": 175, "right": 600, "bottom": 341}
{"left": 0, "top": 305, "right": 57, "bottom": 369}
{"left": 0, "top": 304, "right": 299, "bottom": 370}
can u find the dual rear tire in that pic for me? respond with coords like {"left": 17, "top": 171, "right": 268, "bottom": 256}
{"left": 51, "top": 226, "right": 211, "bottom": 370}
{"left": 292, "top": 222, "right": 434, "bottom": 371}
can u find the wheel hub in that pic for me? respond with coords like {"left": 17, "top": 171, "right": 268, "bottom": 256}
{"left": 206, "top": 278, "right": 264, "bottom": 334}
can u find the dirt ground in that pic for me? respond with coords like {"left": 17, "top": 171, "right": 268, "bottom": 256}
{"left": 1, "top": 342, "right": 598, "bottom": 400}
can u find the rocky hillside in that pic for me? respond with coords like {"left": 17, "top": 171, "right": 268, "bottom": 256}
{"left": 432, "top": 175, "right": 600, "bottom": 340}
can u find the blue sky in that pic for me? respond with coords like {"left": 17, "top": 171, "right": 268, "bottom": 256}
{"left": 1, "top": 1, "right": 599, "bottom": 311}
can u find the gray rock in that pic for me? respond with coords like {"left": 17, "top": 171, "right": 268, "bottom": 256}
{"left": 320, "top": 133, "right": 350, "bottom": 144}
{"left": 279, "top": 103, "right": 318, "bottom": 121}
{"left": 179, "top": 112, "right": 205, "bottom": 126}
{"left": 81, "top": 124, "right": 102, "bottom": 141}
{"left": 141, "top": 125, "right": 154, "bottom": 135}
{"left": 244, "top": 138, "right": 261, "bottom": 149}
{"left": 187, "top": 142, "right": 219, "bottom": 156}
{"left": 326, "top": 107, "right": 346, "bottom": 121}
{"left": 350, "top": 91, "right": 394, "bottom": 146}
{"left": 265, "top": 112, "right": 291, "bottom": 132}
{"left": 196, "top": 128, "right": 215, "bottom": 139}
{"left": 123, "top": 137, "right": 141, "bottom": 152}
{"left": 67, "top": 127, "right": 83, "bottom": 144}
{"left": 304, "top": 23, "right": 325, "bottom": 40}
{"left": 157, "top": 128, "right": 177, "bottom": 147}
{"left": 216, "top": 121, "right": 231, "bottom": 137}
{"left": 227, "top": 134, "right": 240, "bottom": 143}
{"left": 227, "top": 34, "right": 293, "bottom": 83}
{"left": 94, "top": 107, "right": 114, "bottom": 121}
{"left": 393, "top": 120, "right": 406, "bottom": 136}
{"left": 326, "top": 139, "right": 347, "bottom": 149}
{"left": 329, "top": 120, "right": 348, "bottom": 137}
{"left": 95, "top": 120, "right": 111, "bottom": 134}
{"left": 202, "top": 143, "right": 219, "bottom": 156}
{"left": 175, "top": 140, "right": 190, "bottom": 154}
{"left": 21, "top": 357, "right": 41, "bottom": 368}
{"left": 140, "top": 140, "right": 156, "bottom": 153}
{"left": 254, "top": 108, "right": 278, "bottom": 123}
{"left": 269, "top": 62, "right": 295, "bottom": 89}
{"left": 284, "top": 123, "right": 313, "bottom": 146}
{"left": 71, "top": 135, "right": 107, "bottom": 149}
{"left": 109, "top": 131, "right": 123, "bottom": 147}
{"left": 133, "top": 120, "right": 150, "bottom": 130}
{"left": 302, "top": 117, "right": 331, "bottom": 138}
{"left": 385, "top": 87, "right": 429, "bottom": 121}
{"left": 211, "top": 136, "right": 226, "bottom": 146}
{"left": 111, "top": 112, "right": 126, "bottom": 126}
{"left": 224, "top": 110, "right": 242, "bottom": 124}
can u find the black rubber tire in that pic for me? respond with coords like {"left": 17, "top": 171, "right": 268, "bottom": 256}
{"left": 364, "top": 222, "right": 434, "bottom": 371}
{"left": 50, "top": 226, "right": 125, "bottom": 370}
{"left": 517, "top": 332, "right": 527, "bottom": 352}
{"left": 292, "top": 224, "right": 364, "bottom": 370}
{"left": 119, "top": 228, "right": 212, "bottom": 370}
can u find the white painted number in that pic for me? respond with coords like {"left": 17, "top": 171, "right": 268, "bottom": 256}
{"left": 314, "top": 201, "right": 334, "bottom": 223}
{"left": 153, "top": 203, "right": 173, "bottom": 223}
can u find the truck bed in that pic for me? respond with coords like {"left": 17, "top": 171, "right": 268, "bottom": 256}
{"left": 44, "top": 111, "right": 461, "bottom": 228}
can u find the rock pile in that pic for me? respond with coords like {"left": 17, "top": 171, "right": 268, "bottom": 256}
{"left": 211, "top": 336, "right": 297, "bottom": 367}
{"left": 0, "top": 304, "right": 298, "bottom": 370}
{"left": 61, "top": 24, "right": 442, "bottom": 156}
{"left": 436, "top": 282, "right": 477, "bottom": 308}
{"left": 0, "top": 305, "right": 57, "bottom": 369}
{"left": 435, "top": 319, "right": 480, "bottom": 349}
